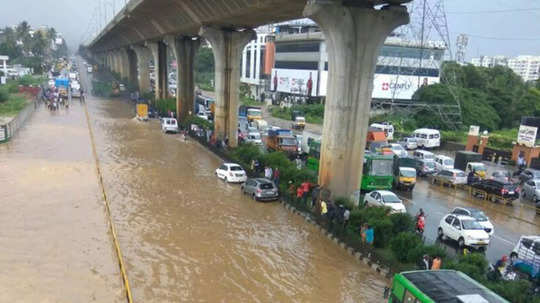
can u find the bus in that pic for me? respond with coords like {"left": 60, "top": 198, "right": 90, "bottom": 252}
{"left": 387, "top": 270, "right": 509, "bottom": 303}
{"left": 361, "top": 153, "right": 394, "bottom": 191}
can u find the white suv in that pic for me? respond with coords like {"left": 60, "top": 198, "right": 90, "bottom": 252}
{"left": 438, "top": 214, "right": 491, "bottom": 249}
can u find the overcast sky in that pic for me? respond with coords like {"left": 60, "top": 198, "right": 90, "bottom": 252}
{"left": 1, "top": 0, "right": 539, "bottom": 60}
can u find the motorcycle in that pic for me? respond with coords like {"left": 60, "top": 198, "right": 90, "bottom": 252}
{"left": 487, "top": 264, "right": 517, "bottom": 281}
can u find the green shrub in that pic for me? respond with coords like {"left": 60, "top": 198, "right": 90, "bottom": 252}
{"left": 230, "top": 144, "right": 262, "bottom": 168}
{"left": 486, "top": 280, "right": 539, "bottom": 303}
{"left": 0, "top": 87, "right": 9, "bottom": 103}
{"left": 390, "top": 232, "right": 423, "bottom": 262}
{"left": 444, "top": 253, "right": 487, "bottom": 281}
{"left": 155, "top": 97, "right": 176, "bottom": 116}
{"left": 369, "top": 217, "right": 393, "bottom": 248}
{"left": 334, "top": 197, "right": 356, "bottom": 210}
{"left": 389, "top": 213, "right": 415, "bottom": 235}
{"left": 406, "top": 244, "right": 447, "bottom": 265}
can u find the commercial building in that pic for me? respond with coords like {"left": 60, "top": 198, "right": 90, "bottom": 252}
{"left": 240, "top": 22, "right": 446, "bottom": 103}
{"left": 470, "top": 55, "right": 540, "bottom": 82}
{"left": 508, "top": 56, "right": 540, "bottom": 82}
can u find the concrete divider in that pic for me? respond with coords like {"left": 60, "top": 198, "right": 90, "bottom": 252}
{"left": 0, "top": 97, "right": 37, "bottom": 143}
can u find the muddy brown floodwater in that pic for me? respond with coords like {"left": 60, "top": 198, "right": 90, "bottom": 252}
{"left": 0, "top": 65, "right": 387, "bottom": 302}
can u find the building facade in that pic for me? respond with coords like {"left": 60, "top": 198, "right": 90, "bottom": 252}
{"left": 508, "top": 56, "right": 540, "bottom": 82}
{"left": 240, "top": 22, "right": 446, "bottom": 103}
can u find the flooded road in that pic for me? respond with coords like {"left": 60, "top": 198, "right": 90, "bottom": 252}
{"left": 84, "top": 89, "right": 387, "bottom": 301}
{"left": 0, "top": 63, "right": 388, "bottom": 302}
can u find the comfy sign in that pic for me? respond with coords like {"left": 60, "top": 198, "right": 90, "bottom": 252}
{"left": 373, "top": 74, "right": 439, "bottom": 100}
{"left": 381, "top": 82, "right": 412, "bottom": 91}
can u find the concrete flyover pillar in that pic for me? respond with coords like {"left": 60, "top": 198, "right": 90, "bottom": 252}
{"left": 113, "top": 50, "right": 122, "bottom": 76}
{"left": 131, "top": 45, "right": 152, "bottom": 95}
{"left": 199, "top": 27, "right": 256, "bottom": 147}
{"left": 126, "top": 48, "right": 138, "bottom": 89}
{"left": 304, "top": 1, "right": 409, "bottom": 202}
{"left": 118, "top": 48, "right": 130, "bottom": 81}
{"left": 147, "top": 41, "right": 168, "bottom": 101}
{"left": 165, "top": 36, "right": 200, "bottom": 121}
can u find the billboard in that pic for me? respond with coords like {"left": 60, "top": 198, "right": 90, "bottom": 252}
{"left": 318, "top": 72, "right": 440, "bottom": 100}
{"left": 517, "top": 125, "right": 538, "bottom": 147}
{"left": 271, "top": 68, "right": 318, "bottom": 96}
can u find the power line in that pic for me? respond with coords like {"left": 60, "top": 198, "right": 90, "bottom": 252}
{"left": 448, "top": 7, "right": 540, "bottom": 14}
{"left": 466, "top": 34, "right": 540, "bottom": 41}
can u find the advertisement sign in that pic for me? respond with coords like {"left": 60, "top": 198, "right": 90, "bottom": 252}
{"left": 468, "top": 125, "right": 480, "bottom": 136}
{"left": 372, "top": 74, "right": 439, "bottom": 100}
{"left": 318, "top": 72, "right": 439, "bottom": 100}
{"left": 517, "top": 125, "right": 538, "bottom": 147}
{"left": 271, "top": 68, "right": 318, "bottom": 96}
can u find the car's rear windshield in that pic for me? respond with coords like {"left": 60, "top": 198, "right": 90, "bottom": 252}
{"left": 462, "top": 220, "right": 484, "bottom": 230}
{"left": 260, "top": 183, "right": 274, "bottom": 189}
{"left": 230, "top": 166, "right": 243, "bottom": 171}
{"left": 423, "top": 154, "right": 435, "bottom": 160}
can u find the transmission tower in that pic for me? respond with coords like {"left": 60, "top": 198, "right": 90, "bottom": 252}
{"left": 455, "top": 34, "right": 469, "bottom": 64}
{"left": 379, "top": 0, "right": 463, "bottom": 129}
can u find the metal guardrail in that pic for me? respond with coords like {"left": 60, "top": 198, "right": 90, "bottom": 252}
{"left": 0, "top": 99, "right": 37, "bottom": 143}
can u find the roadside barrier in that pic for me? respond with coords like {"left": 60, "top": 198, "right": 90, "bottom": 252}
{"left": 0, "top": 94, "right": 39, "bottom": 143}
{"left": 83, "top": 102, "right": 133, "bottom": 303}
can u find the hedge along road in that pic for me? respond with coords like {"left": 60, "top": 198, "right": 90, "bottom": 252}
{"left": 78, "top": 64, "right": 388, "bottom": 302}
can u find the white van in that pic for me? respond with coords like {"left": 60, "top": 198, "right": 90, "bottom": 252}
{"left": 434, "top": 155, "right": 454, "bottom": 171}
{"left": 413, "top": 150, "right": 435, "bottom": 162}
{"left": 413, "top": 128, "right": 440, "bottom": 148}
{"left": 370, "top": 123, "right": 394, "bottom": 140}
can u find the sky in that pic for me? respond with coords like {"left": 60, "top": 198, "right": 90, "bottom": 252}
{"left": 0, "top": 0, "right": 539, "bottom": 60}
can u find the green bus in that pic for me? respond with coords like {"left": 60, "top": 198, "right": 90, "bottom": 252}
{"left": 360, "top": 153, "right": 394, "bottom": 191}
{"left": 387, "top": 270, "right": 509, "bottom": 303}
{"left": 305, "top": 138, "right": 320, "bottom": 172}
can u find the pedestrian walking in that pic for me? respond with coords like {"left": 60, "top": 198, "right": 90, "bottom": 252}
{"left": 273, "top": 167, "right": 280, "bottom": 187}
{"left": 264, "top": 166, "right": 273, "bottom": 180}
{"left": 365, "top": 224, "right": 374, "bottom": 245}
{"left": 431, "top": 256, "right": 442, "bottom": 270}
{"left": 417, "top": 254, "right": 431, "bottom": 270}
{"left": 343, "top": 208, "right": 350, "bottom": 229}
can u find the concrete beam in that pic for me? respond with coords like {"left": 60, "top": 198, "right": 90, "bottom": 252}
{"left": 131, "top": 45, "right": 152, "bottom": 94}
{"left": 165, "top": 35, "right": 201, "bottom": 121}
{"left": 304, "top": 2, "right": 409, "bottom": 202}
{"left": 200, "top": 27, "right": 256, "bottom": 148}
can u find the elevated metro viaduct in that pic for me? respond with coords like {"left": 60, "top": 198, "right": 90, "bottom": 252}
{"left": 87, "top": 0, "right": 411, "bottom": 203}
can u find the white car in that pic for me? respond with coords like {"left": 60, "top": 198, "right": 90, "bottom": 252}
{"left": 196, "top": 112, "right": 208, "bottom": 120}
{"left": 48, "top": 79, "right": 55, "bottom": 88}
{"left": 245, "top": 132, "right": 263, "bottom": 145}
{"left": 215, "top": 163, "right": 247, "bottom": 183}
{"left": 363, "top": 190, "right": 406, "bottom": 214}
{"left": 451, "top": 207, "right": 494, "bottom": 236}
{"left": 389, "top": 143, "right": 408, "bottom": 158}
{"left": 434, "top": 155, "right": 454, "bottom": 171}
{"left": 161, "top": 118, "right": 179, "bottom": 133}
{"left": 438, "top": 214, "right": 491, "bottom": 249}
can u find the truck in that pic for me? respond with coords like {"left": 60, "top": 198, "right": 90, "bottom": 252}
{"left": 292, "top": 116, "right": 306, "bottom": 130}
{"left": 454, "top": 151, "right": 482, "bottom": 171}
{"left": 393, "top": 156, "right": 417, "bottom": 191}
{"left": 266, "top": 129, "right": 298, "bottom": 154}
{"left": 238, "top": 105, "right": 262, "bottom": 122}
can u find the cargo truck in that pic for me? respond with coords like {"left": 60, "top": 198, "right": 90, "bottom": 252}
{"left": 393, "top": 156, "right": 417, "bottom": 191}
{"left": 238, "top": 105, "right": 262, "bottom": 122}
{"left": 266, "top": 129, "right": 298, "bottom": 154}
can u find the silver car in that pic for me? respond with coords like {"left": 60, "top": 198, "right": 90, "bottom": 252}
{"left": 522, "top": 179, "right": 540, "bottom": 202}
{"left": 241, "top": 178, "right": 279, "bottom": 201}
{"left": 432, "top": 169, "right": 467, "bottom": 185}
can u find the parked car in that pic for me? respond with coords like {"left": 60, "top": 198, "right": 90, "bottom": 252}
{"left": 413, "top": 150, "right": 435, "bottom": 162}
{"left": 241, "top": 178, "right": 279, "bottom": 201}
{"left": 363, "top": 190, "right": 406, "bottom": 213}
{"left": 434, "top": 155, "right": 454, "bottom": 172}
{"left": 389, "top": 143, "right": 408, "bottom": 158}
{"left": 161, "top": 118, "right": 179, "bottom": 133}
{"left": 398, "top": 137, "right": 418, "bottom": 150}
{"left": 522, "top": 179, "right": 540, "bottom": 202}
{"left": 245, "top": 132, "right": 263, "bottom": 145}
{"left": 510, "top": 235, "right": 540, "bottom": 280}
{"left": 471, "top": 179, "right": 520, "bottom": 201}
{"left": 451, "top": 207, "right": 494, "bottom": 236}
{"left": 491, "top": 170, "right": 513, "bottom": 183}
{"left": 431, "top": 169, "right": 467, "bottom": 185}
{"left": 438, "top": 214, "right": 491, "bottom": 249}
{"left": 416, "top": 159, "right": 436, "bottom": 177}
{"left": 519, "top": 168, "right": 540, "bottom": 183}
{"left": 215, "top": 163, "right": 247, "bottom": 183}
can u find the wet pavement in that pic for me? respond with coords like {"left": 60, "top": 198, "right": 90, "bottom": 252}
{"left": 0, "top": 60, "right": 390, "bottom": 301}
{"left": 0, "top": 94, "right": 124, "bottom": 301}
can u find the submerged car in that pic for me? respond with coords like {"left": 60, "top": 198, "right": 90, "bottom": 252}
{"left": 431, "top": 169, "right": 467, "bottom": 185}
{"left": 215, "top": 163, "right": 247, "bottom": 183}
{"left": 241, "top": 178, "right": 279, "bottom": 201}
